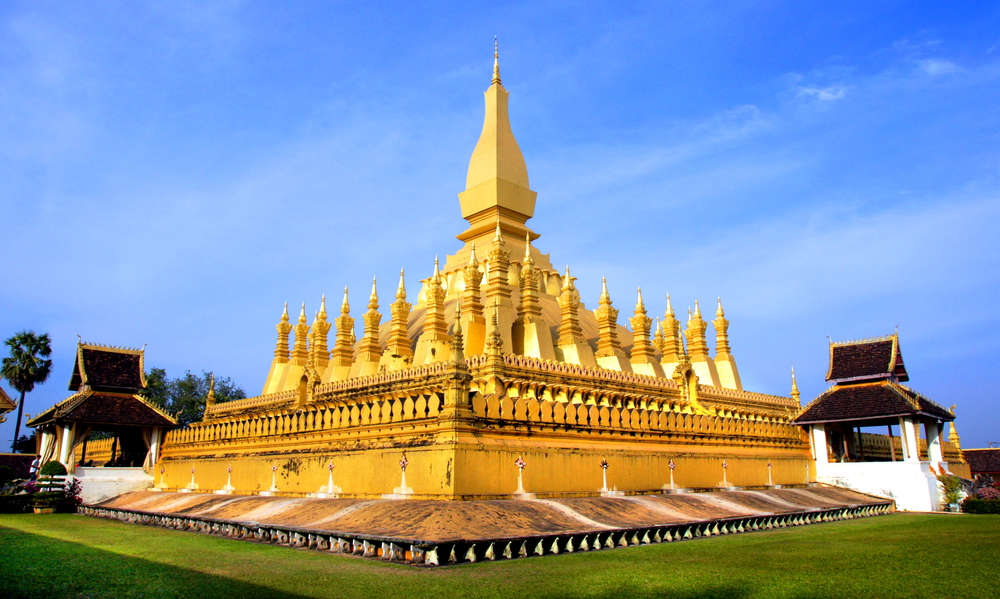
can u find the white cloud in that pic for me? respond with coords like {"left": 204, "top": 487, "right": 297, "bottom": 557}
{"left": 795, "top": 84, "right": 848, "bottom": 101}
{"left": 917, "top": 58, "right": 962, "bottom": 76}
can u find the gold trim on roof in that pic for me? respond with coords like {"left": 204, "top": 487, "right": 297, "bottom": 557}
{"left": 0, "top": 385, "right": 16, "bottom": 412}
{"left": 828, "top": 332, "right": 897, "bottom": 347}
{"left": 28, "top": 389, "right": 178, "bottom": 428}
{"left": 74, "top": 340, "right": 148, "bottom": 389}
{"left": 825, "top": 332, "right": 899, "bottom": 380}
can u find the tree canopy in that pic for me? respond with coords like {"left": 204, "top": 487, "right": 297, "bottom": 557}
{"left": 140, "top": 369, "right": 246, "bottom": 426}
{"left": 2, "top": 331, "right": 53, "bottom": 452}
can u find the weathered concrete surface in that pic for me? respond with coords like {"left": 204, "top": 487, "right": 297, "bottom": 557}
{"left": 96, "top": 486, "right": 882, "bottom": 543}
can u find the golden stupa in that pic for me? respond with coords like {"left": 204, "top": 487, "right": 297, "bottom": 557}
{"left": 150, "top": 47, "right": 813, "bottom": 499}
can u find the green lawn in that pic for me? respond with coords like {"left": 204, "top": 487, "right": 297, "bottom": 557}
{"left": 1, "top": 513, "right": 996, "bottom": 599}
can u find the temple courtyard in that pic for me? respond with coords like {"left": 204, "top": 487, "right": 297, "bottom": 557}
{"left": 2, "top": 512, "right": 997, "bottom": 598}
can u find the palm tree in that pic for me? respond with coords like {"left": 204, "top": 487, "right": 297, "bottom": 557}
{"left": 1, "top": 331, "right": 53, "bottom": 452}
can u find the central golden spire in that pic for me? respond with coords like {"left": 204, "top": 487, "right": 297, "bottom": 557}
{"left": 492, "top": 36, "right": 501, "bottom": 85}
{"left": 457, "top": 40, "right": 538, "bottom": 251}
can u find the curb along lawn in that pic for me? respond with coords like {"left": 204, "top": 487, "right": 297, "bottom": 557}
{"left": 1, "top": 512, "right": 997, "bottom": 599}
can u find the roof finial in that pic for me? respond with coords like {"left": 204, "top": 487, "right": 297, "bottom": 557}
{"left": 396, "top": 269, "right": 406, "bottom": 298}
{"left": 665, "top": 293, "right": 674, "bottom": 317}
{"left": 341, "top": 286, "right": 350, "bottom": 314}
{"left": 492, "top": 36, "right": 501, "bottom": 85}
{"left": 601, "top": 277, "right": 610, "bottom": 302}
{"left": 791, "top": 366, "right": 800, "bottom": 402}
{"left": 716, "top": 296, "right": 724, "bottom": 317}
{"left": 524, "top": 231, "right": 533, "bottom": 261}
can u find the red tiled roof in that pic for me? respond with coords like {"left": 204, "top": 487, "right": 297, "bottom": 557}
{"left": 826, "top": 335, "right": 908, "bottom": 383}
{"left": 0, "top": 385, "right": 15, "bottom": 412}
{"left": 27, "top": 391, "right": 177, "bottom": 428}
{"left": 793, "top": 381, "right": 953, "bottom": 424}
{"left": 69, "top": 344, "right": 146, "bottom": 392}
{"left": 964, "top": 449, "right": 1000, "bottom": 474}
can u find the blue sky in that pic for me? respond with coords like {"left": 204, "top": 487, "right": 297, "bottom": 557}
{"left": 1, "top": 1, "right": 998, "bottom": 449}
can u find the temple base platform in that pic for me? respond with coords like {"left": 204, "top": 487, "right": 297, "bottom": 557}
{"left": 82, "top": 487, "right": 893, "bottom": 566}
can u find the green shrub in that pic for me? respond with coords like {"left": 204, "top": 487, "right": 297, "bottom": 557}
{"left": 0, "top": 494, "right": 31, "bottom": 513}
{"left": 38, "top": 461, "right": 67, "bottom": 476}
{"left": 35, "top": 475, "right": 66, "bottom": 492}
{"left": 0, "top": 465, "right": 14, "bottom": 485}
{"left": 30, "top": 491, "right": 65, "bottom": 508}
{"left": 961, "top": 498, "right": 1000, "bottom": 514}
{"left": 937, "top": 474, "right": 964, "bottom": 505}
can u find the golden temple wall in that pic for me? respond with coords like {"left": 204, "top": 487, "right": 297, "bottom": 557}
{"left": 153, "top": 356, "right": 813, "bottom": 499}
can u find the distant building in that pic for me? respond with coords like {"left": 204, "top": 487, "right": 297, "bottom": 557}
{"left": 0, "top": 384, "right": 15, "bottom": 424}
{"left": 964, "top": 448, "right": 1000, "bottom": 482}
{"left": 793, "top": 333, "right": 967, "bottom": 511}
{"left": 27, "top": 342, "right": 177, "bottom": 469}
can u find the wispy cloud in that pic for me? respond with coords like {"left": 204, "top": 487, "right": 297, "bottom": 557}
{"left": 795, "top": 84, "right": 848, "bottom": 101}
{"left": 917, "top": 58, "right": 962, "bottom": 76}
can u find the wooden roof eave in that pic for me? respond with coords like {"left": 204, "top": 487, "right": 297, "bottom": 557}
{"left": 793, "top": 410, "right": 953, "bottom": 427}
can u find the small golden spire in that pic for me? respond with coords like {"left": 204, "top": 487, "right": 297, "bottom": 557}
{"left": 791, "top": 366, "right": 800, "bottom": 402}
{"left": 207, "top": 373, "right": 216, "bottom": 403}
{"left": 341, "top": 286, "right": 350, "bottom": 314}
{"left": 396, "top": 269, "right": 406, "bottom": 299}
{"left": 485, "top": 297, "right": 504, "bottom": 354}
{"left": 694, "top": 299, "right": 702, "bottom": 319}
{"left": 492, "top": 36, "right": 501, "bottom": 85}
{"left": 451, "top": 301, "right": 465, "bottom": 365}
{"left": 716, "top": 296, "right": 724, "bottom": 318}
{"left": 600, "top": 277, "right": 610, "bottom": 303}
{"left": 524, "top": 231, "right": 533, "bottom": 261}
{"left": 319, "top": 295, "right": 327, "bottom": 318}
{"left": 368, "top": 277, "right": 379, "bottom": 309}
{"left": 948, "top": 406, "right": 961, "bottom": 447}
{"left": 434, "top": 255, "right": 440, "bottom": 278}
{"left": 665, "top": 293, "right": 674, "bottom": 317}
{"left": 453, "top": 302, "right": 463, "bottom": 336}
{"left": 636, "top": 286, "right": 645, "bottom": 311}
{"left": 298, "top": 302, "right": 308, "bottom": 324}
{"left": 282, "top": 301, "right": 289, "bottom": 320}
{"left": 562, "top": 266, "right": 573, "bottom": 291}
{"left": 469, "top": 243, "right": 478, "bottom": 263}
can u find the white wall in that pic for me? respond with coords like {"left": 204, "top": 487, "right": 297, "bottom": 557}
{"left": 816, "top": 461, "right": 944, "bottom": 512}
{"left": 74, "top": 467, "right": 154, "bottom": 505}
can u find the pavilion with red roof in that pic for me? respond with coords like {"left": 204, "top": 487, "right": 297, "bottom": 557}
{"left": 792, "top": 333, "right": 967, "bottom": 511}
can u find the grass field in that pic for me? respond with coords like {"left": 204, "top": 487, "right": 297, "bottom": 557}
{"left": 1, "top": 513, "right": 997, "bottom": 599}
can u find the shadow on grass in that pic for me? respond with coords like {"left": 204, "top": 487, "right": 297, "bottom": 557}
{"left": 0, "top": 526, "right": 311, "bottom": 599}
{"left": 575, "top": 583, "right": 754, "bottom": 599}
